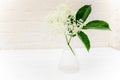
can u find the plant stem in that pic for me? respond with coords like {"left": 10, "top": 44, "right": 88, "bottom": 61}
{"left": 68, "top": 36, "right": 72, "bottom": 44}
{"left": 65, "top": 34, "right": 76, "bottom": 56}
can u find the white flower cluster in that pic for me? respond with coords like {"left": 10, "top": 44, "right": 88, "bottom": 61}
{"left": 46, "top": 4, "right": 84, "bottom": 36}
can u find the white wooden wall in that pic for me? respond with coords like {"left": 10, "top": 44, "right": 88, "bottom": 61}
{"left": 0, "top": 0, "right": 112, "bottom": 49}
{"left": 110, "top": 0, "right": 120, "bottom": 49}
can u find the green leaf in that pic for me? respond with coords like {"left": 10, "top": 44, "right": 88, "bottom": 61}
{"left": 77, "top": 31, "right": 91, "bottom": 51}
{"left": 83, "top": 20, "right": 111, "bottom": 30}
{"left": 76, "top": 5, "right": 91, "bottom": 22}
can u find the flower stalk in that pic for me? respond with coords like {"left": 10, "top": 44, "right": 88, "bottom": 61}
{"left": 65, "top": 34, "right": 76, "bottom": 56}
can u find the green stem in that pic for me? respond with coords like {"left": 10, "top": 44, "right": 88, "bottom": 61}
{"left": 65, "top": 34, "right": 76, "bottom": 56}
{"left": 68, "top": 36, "right": 72, "bottom": 44}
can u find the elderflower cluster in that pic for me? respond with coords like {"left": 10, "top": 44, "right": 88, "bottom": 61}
{"left": 46, "top": 4, "right": 84, "bottom": 35}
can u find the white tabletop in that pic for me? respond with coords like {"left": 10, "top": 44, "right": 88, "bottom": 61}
{"left": 0, "top": 47, "right": 120, "bottom": 80}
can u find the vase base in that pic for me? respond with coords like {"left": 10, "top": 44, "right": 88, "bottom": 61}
{"left": 58, "top": 66, "right": 79, "bottom": 73}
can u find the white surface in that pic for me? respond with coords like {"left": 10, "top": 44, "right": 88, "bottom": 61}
{"left": 0, "top": 47, "right": 120, "bottom": 80}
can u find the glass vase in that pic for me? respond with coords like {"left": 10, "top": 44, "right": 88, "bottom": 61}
{"left": 58, "top": 45, "right": 79, "bottom": 73}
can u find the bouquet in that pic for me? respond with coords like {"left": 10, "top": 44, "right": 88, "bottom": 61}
{"left": 47, "top": 4, "right": 111, "bottom": 55}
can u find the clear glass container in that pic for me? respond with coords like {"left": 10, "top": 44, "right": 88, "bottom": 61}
{"left": 58, "top": 45, "right": 79, "bottom": 73}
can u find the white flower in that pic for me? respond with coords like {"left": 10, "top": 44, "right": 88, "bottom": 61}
{"left": 73, "top": 27, "right": 81, "bottom": 34}
{"left": 56, "top": 4, "right": 73, "bottom": 17}
{"left": 46, "top": 4, "right": 74, "bottom": 33}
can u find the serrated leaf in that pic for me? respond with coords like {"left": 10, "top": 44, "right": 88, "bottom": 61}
{"left": 76, "top": 5, "right": 91, "bottom": 22}
{"left": 77, "top": 31, "right": 91, "bottom": 51}
{"left": 83, "top": 20, "right": 111, "bottom": 30}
